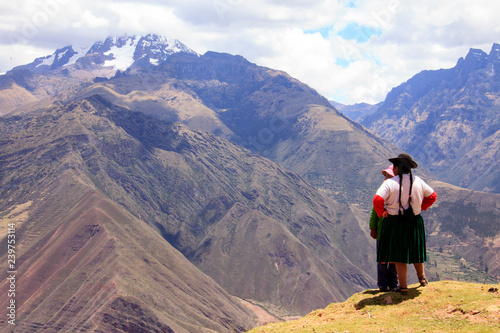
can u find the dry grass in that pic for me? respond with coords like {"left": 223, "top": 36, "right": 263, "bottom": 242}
{"left": 0, "top": 201, "right": 33, "bottom": 239}
{"left": 248, "top": 281, "right": 500, "bottom": 333}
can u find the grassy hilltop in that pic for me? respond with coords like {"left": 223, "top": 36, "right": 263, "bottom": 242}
{"left": 248, "top": 281, "right": 500, "bottom": 333}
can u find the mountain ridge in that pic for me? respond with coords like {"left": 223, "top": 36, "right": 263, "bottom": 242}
{"left": 0, "top": 93, "right": 377, "bottom": 329}
{"left": 0, "top": 124, "right": 256, "bottom": 332}
{"left": 360, "top": 43, "right": 500, "bottom": 193}
{"left": 8, "top": 34, "right": 198, "bottom": 75}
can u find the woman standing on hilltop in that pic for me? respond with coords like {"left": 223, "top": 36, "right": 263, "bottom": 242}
{"left": 373, "top": 153, "right": 437, "bottom": 295}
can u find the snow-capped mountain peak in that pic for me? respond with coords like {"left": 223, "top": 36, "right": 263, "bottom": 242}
{"left": 11, "top": 34, "right": 198, "bottom": 74}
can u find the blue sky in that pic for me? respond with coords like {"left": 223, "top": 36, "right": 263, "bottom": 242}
{"left": 306, "top": 23, "right": 382, "bottom": 68}
{"left": 0, "top": 0, "right": 499, "bottom": 104}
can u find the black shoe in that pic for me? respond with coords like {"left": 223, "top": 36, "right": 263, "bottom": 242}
{"left": 379, "top": 286, "right": 390, "bottom": 292}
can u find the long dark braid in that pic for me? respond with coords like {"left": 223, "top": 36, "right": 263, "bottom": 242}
{"left": 397, "top": 162, "right": 413, "bottom": 215}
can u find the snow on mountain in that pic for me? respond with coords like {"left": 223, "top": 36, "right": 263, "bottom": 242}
{"left": 38, "top": 53, "right": 56, "bottom": 67}
{"left": 133, "top": 34, "right": 198, "bottom": 66}
{"left": 99, "top": 34, "right": 198, "bottom": 71}
{"left": 33, "top": 45, "right": 90, "bottom": 70}
{"left": 67, "top": 45, "right": 91, "bottom": 66}
{"left": 102, "top": 35, "right": 139, "bottom": 71}
{"left": 8, "top": 34, "right": 198, "bottom": 74}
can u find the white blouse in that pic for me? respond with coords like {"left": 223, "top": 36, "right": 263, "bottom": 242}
{"left": 375, "top": 174, "right": 434, "bottom": 216}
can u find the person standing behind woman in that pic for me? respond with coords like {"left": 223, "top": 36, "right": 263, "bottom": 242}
{"left": 370, "top": 165, "right": 398, "bottom": 292}
{"left": 373, "top": 154, "right": 437, "bottom": 295}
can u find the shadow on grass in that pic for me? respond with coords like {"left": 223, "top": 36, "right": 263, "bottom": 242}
{"left": 354, "top": 287, "right": 422, "bottom": 310}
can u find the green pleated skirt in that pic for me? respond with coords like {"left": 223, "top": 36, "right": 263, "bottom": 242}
{"left": 377, "top": 214, "right": 427, "bottom": 264}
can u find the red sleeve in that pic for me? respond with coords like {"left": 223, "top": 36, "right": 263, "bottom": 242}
{"left": 421, "top": 191, "right": 437, "bottom": 211}
{"left": 373, "top": 194, "right": 386, "bottom": 217}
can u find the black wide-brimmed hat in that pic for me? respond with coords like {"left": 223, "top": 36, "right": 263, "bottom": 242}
{"left": 389, "top": 153, "right": 418, "bottom": 168}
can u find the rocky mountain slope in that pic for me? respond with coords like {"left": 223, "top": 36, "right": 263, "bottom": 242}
{"left": 159, "top": 52, "right": 401, "bottom": 206}
{"left": 361, "top": 43, "right": 500, "bottom": 194}
{"left": 0, "top": 92, "right": 378, "bottom": 331}
{"left": 0, "top": 99, "right": 255, "bottom": 332}
{"left": 69, "top": 50, "right": 404, "bottom": 208}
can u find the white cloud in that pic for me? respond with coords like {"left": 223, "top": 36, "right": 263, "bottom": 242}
{"left": 72, "top": 10, "right": 109, "bottom": 29}
{"left": 0, "top": 0, "right": 499, "bottom": 104}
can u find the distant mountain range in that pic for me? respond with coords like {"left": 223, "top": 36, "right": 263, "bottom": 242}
{"left": 9, "top": 34, "right": 198, "bottom": 74}
{"left": 0, "top": 34, "right": 499, "bottom": 331}
{"left": 360, "top": 43, "right": 500, "bottom": 194}
{"left": 330, "top": 101, "right": 382, "bottom": 121}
